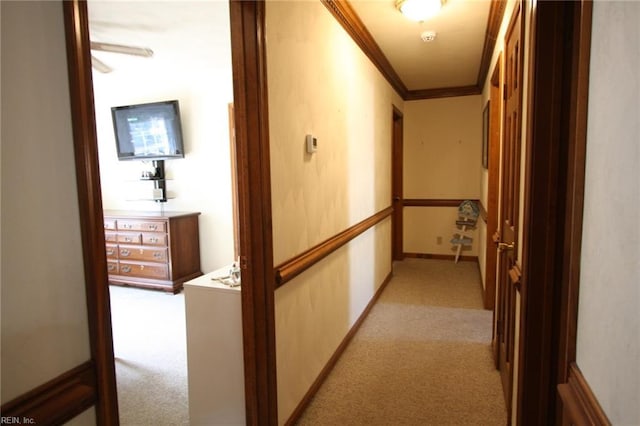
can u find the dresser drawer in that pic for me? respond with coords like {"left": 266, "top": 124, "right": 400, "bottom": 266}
{"left": 105, "top": 232, "right": 117, "bottom": 243}
{"left": 105, "top": 244, "right": 118, "bottom": 260}
{"left": 106, "top": 260, "right": 118, "bottom": 274}
{"left": 142, "top": 233, "right": 167, "bottom": 246}
{"left": 118, "top": 245, "right": 168, "bottom": 263}
{"left": 118, "top": 220, "right": 167, "bottom": 233}
{"left": 119, "top": 261, "right": 168, "bottom": 280}
{"left": 118, "top": 232, "right": 142, "bottom": 245}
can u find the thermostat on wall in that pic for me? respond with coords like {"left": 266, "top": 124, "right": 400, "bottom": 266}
{"left": 306, "top": 134, "right": 318, "bottom": 154}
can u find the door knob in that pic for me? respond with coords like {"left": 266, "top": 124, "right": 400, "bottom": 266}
{"left": 498, "top": 242, "right": 515, "bottom": 251}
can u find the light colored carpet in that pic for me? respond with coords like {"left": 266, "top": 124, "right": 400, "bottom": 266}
{"left": 110, "top": 285, "right": 189, "bottom": 426}
{"left": 296, "top": 258, "right": 507, "bottom": 425}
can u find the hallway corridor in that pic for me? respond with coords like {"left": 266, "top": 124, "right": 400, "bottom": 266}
{"left": 296, "top": 258, "right": 507, "bottom": 425}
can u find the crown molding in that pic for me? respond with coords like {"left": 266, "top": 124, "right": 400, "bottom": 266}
{"left": 477, "top": 0, "right": 508, "bottom": 88}
{"left": 321, "top": 0, "right": 408, "bottom": 97}
{"left": 406, "top": 85, "right": 481, "bottom": 100}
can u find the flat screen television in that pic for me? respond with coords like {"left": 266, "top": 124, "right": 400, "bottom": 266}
{"left": 111, "top": 100, "right": 185, "bottom": 161}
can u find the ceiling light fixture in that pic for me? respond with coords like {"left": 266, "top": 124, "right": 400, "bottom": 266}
{"left": 396, "top": 0, "right": 446, "bottom": 22}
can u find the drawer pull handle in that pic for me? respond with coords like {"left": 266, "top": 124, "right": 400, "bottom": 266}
{"left": 123, "top": 224, "right": 132, "bottom": 229}
{"left": 121, "top": 265, "right": 132, "bottom": 273}
{"left": 106, "top": 249, "right": 114, "bottom": 255}
{"left": 153, "top": 252, "right": 163, "bottom": 259}
{"left": 121, "top": 249, "right": 130, "bottom": 257}
{"left": 150, "top": 237, "right": 158, "bottom": 243}
{"left": 107, "top": 264, "right": 116, "bottom": 271}
{"left": 149, "top": 224, "right": 157, "bottom": 230}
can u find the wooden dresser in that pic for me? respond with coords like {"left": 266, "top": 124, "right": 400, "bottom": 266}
{"left": 104, "top": 210, "right": 202, "bottom": 293}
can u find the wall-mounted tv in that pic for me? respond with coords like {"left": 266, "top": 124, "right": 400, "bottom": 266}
{"left": 111, "top": 100, "right": 185, "bottom": 161}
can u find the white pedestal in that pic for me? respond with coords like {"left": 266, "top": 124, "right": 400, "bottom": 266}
{"left": 185, "top": 269, "right": 245, "bottom": 425}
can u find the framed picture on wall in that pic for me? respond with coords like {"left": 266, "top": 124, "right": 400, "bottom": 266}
{"left": 482, "top": 101, "right": 490, "bottom": 169}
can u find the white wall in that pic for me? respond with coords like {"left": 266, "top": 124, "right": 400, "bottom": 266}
{"left": 90, "top": 1, "right": 235, "bottom": 273}
{"left": 402, "top": 96, "right": 482, "bottom": 257}
{"left": 1, "top": 4, "right": 93, "bottom": 422}
{"left": 577, "top": 1, "right": 640, "bottom": 423}
{"left": 265, "top": 1, "right": 401, "bottom": 422}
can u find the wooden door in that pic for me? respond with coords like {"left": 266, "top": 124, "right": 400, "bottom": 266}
{"left": 392, "top": 107, "right": 404, "bottom": 261}
{"left": 495, "top": 2, "right": 523, "bottom": 415}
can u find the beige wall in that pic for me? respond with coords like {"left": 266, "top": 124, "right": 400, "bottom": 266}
{"left": 91, "top": 1, "right": 235, "bottom": 273}
{"left": 0, "top": 3, "right": 93, "bottom": 422}
{"left": 265, "top": 1, "right": 400, "bottom": 422}
{"left": 402, "top": 96, "right": 482, "bottom": 256}
{"left": 577, "top": 2, "right": 640, "bottom": 423}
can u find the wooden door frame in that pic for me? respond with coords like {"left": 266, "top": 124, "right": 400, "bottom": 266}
{"left": 484, "top": 54, "right": 502, "bottom": 311}
{"left": 64, "top": 0, "right": 278, "bottom": 424}
{"left": 517, "top": 0, "right": 592, "bottom": 423}
{"left": 229, "top": 1, "right": 278, "bottom": 423}
{"left": 392, "top": 105, "right": 404, "bottom": 261}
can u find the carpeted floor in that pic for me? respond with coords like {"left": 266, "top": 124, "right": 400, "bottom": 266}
{"left": 110, "top": 285, "right": 189, "bottom": 426}
{"left": 110, "top": 258, "right": 506, "bottom": 425}
{"left": 295, "top": 258, "right": 507, "bottom": 425}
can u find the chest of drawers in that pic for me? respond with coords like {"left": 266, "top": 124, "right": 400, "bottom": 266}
{"left": 104, "top": 210, "right": 202, "bottom": 293}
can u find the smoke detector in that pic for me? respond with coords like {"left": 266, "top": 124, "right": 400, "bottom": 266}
{"left": 421, "top": 31, "right": 438, "bottom": 43}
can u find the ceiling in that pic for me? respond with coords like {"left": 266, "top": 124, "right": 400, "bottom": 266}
{"left": 88, "top": 0, "right": 499, "bottom": 99}
{"left": 349, "top": 0, "right": 491, "bottom": 91}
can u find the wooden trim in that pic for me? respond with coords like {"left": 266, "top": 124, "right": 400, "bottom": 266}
{"left": 558, "top": 363, "right": 611, "bottom": 426}
{"left": 321, "top": 0, "right": 407, "bottom": 97}
{"left": 403, "top": 198, "right": 480, "bottom": 208}
{"left": 63, "top": 2, "right": 119, "bottom": 424}
{"left": 1, "top": 362, "right": 96, "bottom": 425}
{"left": 405, "top": 85, "right": 481, "bottom": 101}
{"left": 484, "top": 54, "right": 502, "bottom": 310}
{"left": 556, "top": 0, "right": 592, "bottom": 395}
{"left": 275, "top": 207, "right": 393, "bottom": 287}
{"left": 477, "top": 0, "right": 508, "bottom": 88}
{"left": 518, "top": 1, "right": 592, "bottom": 423}
{"left": 404, "top": 253, "right": 478, "bottom": 263}
{"left": 229, "top": 1, "right": 278, "bottom": 424}
{"left": 284, "top": 271, "right": 394, "bottom": 425}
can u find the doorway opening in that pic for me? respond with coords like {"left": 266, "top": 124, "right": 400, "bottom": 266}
{"left": 87, "top": 1, "right": 236, "bottom": 422}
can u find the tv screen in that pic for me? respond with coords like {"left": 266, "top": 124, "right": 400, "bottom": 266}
{"left": 111, "top": 100, "right": 185, "bottom": 160}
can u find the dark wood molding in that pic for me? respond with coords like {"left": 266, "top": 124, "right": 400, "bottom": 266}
{"left": 517, "top": 1, "right": 592, "bottom": 423}
{"left": 1, "top": 362, "right": 96, "bottom": 425}
{"left": 229, "top": 1, "right": 278, "bottom": 423}
{"left": 404, "top": 253, "right": 478, "bottom": 262}
{"left": 556, "top": 0, "right": 592, "bottom": 395}
{"left": 275, "top": 207, "right": 393, "bottom": 287}
{"left": 558, "top": 363, "right": 611, "bottom": 426}
{"left": 62, "top": 2, "right": 119, "bottom": 424}
{"left": 477, "top": 0, "right": 508, "bottom": 88}
{"left": 403, "top": 198, "right": 477, "bottom": 208}
{"left": 392, "top": 106, "right": 404, "bottom": 261}
{"left": 284, "top": 271, "right": 393, "bottom": 425}
{"left": 484, "top": 54, "right": 501, "bottom": 310}
{"left": 405, "top": 85, "right": 481, "bottom": 101}
{"left": 321, "top": 0, "right": 407, "bottom": 97}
